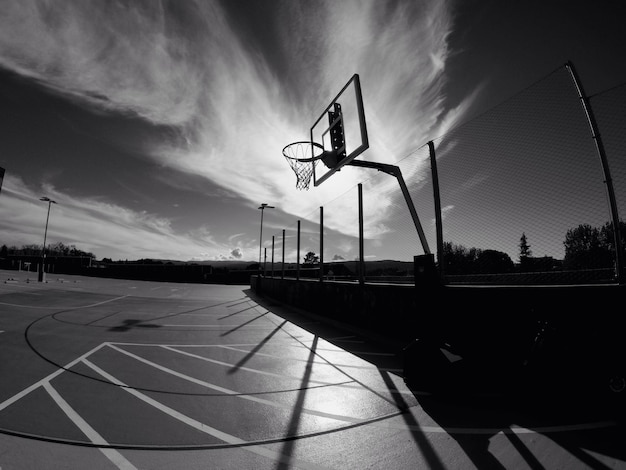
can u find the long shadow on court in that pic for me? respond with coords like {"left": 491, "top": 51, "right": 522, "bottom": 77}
{"left": 108, "top": 319, "right": 162, "bottom": 332}
{"left": 246, "top": 289, "right": 626, "bottom": 468}
{"left": 227, "top": 319, "right": 287, "bottom": 374}
{"left": 379, "top": 370, "right": 446, "bottom": 470}
{"left": 242, "top": 289, "right": 407, "bottom": 373}
{"left": 415, "top": 390, "right": 625, "bottom": 470}
{"left": 246, "top": 290, "right": 448, "bottom": 469}
{"left": 276, "top": 336, "right": 318, "bottom": 470}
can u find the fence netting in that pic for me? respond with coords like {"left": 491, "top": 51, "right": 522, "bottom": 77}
{"left": 265, "top": 64, "right": 625, "bottom": 285}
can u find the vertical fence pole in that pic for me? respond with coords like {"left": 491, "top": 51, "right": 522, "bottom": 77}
{"left": 320, "top": 206, "right": 324, "bottom": 282}
{"left": 566, "top": 61, "right": 623, "bottom": 283}
{"left": 282, "top": 229, "right": 285, "bottom": 279}
{"left": 271, "top": 236, "right": 275, "bottom": 277}
{"left": 429, "top": 141, "right": 444, "bottom": 279}
{"left": 358, "top": 183, "right": 365, "bottom": 286}
{"left": 297, "top": 220, "right": 301, "bottom": 281}
{"left": 263, "top": 248, "right": 267, "bottom": 276}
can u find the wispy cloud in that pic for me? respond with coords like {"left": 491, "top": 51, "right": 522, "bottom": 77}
{"left": 0, "top": 0, "right": 471, "bottom": 259}
{"left": 0, "top": 175, "right": 233, "bottom": 260}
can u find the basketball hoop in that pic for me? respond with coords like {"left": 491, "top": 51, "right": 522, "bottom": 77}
{"left": 283, "top": 141, "right": 329, "bottom": 190}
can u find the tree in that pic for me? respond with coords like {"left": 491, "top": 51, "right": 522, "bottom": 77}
{"left": 303, "top": 251, "right": 319, "bottom": 265}
{"left": 519, "top": 233, "right": 532, "bottom": 261}
{"left": 442, "top": 241, "right": 480, "bottom": 275}
{"left": 443, "top": 242, "right": 513, "bottom": 275}
{"left": 0, "top": 245, "right": 7, "bottom": 259}
{"left": 599, "top": 220, "right": 626, "bottom": 255}
{"left": 475, "top": 249, "right": 514, "bottom": 274}
{"left": 563, "top": 223, "right": 612, "bottom": 269}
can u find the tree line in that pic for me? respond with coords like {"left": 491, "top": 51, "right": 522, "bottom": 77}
{"left": 0, "top": 242, "right": 95, "bottom": 259}
{"left": 300, "top": 221, "right": 625, "bottom": 275}
{"left": 443, "top": 221, "right": 626, "bottom": 275}
{"left": 2, "top": 220, "right": 624, "bottom": 275}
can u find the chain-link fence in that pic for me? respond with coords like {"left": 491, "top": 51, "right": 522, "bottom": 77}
{"left": 263, "top": 64, "right": 625, "bottom": 285}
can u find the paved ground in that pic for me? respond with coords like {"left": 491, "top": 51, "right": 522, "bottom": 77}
{"left": 0, "top": 269, "right": 624, "bottom": 469}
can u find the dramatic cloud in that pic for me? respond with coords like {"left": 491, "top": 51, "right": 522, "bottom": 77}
{"left": 0, "top": 0, "right": 469, "bottom": 260}
{"left": 0, "top": 175, "right": 234, "bottom": 260}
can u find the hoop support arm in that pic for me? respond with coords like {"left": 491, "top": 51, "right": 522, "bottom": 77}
{"left": 347, "top": 160, "right": 431, "bottom": 255}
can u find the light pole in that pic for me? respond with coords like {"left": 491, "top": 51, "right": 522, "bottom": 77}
{"left": 39, "top": 196, "right": 57, "bottom": 282}
{"left": 258, "top": 203, "right": 274, "bottom": 271}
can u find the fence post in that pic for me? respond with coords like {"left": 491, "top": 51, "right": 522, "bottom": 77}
{"left": 282, "top": 229, "right": 285, "bottom": 280}
{"left": 428, "top": 141, "right": 444, "bottom": 280}
{"left": 358, "top": 183, "right": 365, "bottom": 286}
{"left": 297, "top": 220, "right": 301, "bottom": 281}
{"left": 271, "top": 236, "right": 275, "bottom": 277}
{"left": 320, "top": 206, "right": 324, "bottom": 282}
{"left": 566, "top": 61, "right": 623, "bottom": 283}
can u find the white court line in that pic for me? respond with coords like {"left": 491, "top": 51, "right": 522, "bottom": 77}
{"left": 180, "top": 311, "right": 261, "bottom": 316}
{"left": 106, "top": 343, "right": 618, "bottom": 435}
{"left": 108, "top": 342, "right": 410, "bottom": 385}
{"left": 0, "top": 294, "right": 129, "bottom": 310}
{"left": 215, "top": 345, "right": 395, "bottom": 371}
{"left": 161, "top": 345, "right": 349, "bottom": 385}
{"left": 81, "top": 359, "right": 333, "bottom": 470}
{"left": 110, "top": 342, "right": 260, "bottom": 347}
{"left": 106, "top": 343, "right": 366, "bottom": 423}
{"left": 0, "top": 343, "right": 108, "bottom": 412}
{"left": 158, "top": 325, "right": 295, "bottom": 330}
{"left": 329, "top": 339, "right": 365, "bottom": 344}
{"left": 157, "top": 322, "right": 326, "bottom": 329}
{"left": 289, "top": 342, "right": 396, "bottom": 356}
{"left": 159, "top": 324, "right": 250, "bottom": 327}
{"left": 0, "top": 340, "right": 615, "bottom": 440}
{"left": 112, "top": 342, "right": 412, "bottom": 396}
{"left": 0, "top": 301, "right": 69, "bottom": 309}
{"left": 43, "top": 382, "right": 137, "bottom": 470}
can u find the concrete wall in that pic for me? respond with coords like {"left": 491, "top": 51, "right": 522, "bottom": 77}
{"left": 251, "top": 275, "right": 624, "bottom": 358}
{"left": 251, "top": 275, "right": 437, "bottom": 342}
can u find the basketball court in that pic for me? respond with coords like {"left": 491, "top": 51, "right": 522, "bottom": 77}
{"left": 0, "top": 269, "right": 622, "bottom": 469}
{"left": 0, "top": 66, "right": 622, "bottom": 469}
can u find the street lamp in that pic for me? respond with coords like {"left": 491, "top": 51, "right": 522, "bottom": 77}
{"left": 39, "top": 196, "right": 57, "bottom": 282}
{"left": 258, "top": 203, "right": 275, "bottom": 270}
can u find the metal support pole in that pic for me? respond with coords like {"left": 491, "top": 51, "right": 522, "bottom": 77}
{"left": 296, "top": 220, "right": 301, "bottom": 281}
{"left": 39, "top": 197, "right": 56, "bottom": 283}
{"left": 282, "top": 229, "right": 285, "bottom": 279}
{"left": 428, "top": 141, "right": 444, "bottom": 277}
{"left": 358, "top": 183, "right": 365, "bottom": 286}
{"left": 566, "top": 61, "right": 623, "bottom": 283}
{"left": 263, "top": 247, "right": 267, "bottom": 275}
{"left": 320, "top": 206, "right": 324, "bottom": 282}
{"left": 258, "top": 210, "right": 264, "bottom": 268}
{"left": 349, "top": 160, "right": 431, "bottom": 254}
{"left": 271, "top": 236, "right": 275, "bottom": 277}
{"left": 258, "top": 203, "right": 275, "bottom": 272}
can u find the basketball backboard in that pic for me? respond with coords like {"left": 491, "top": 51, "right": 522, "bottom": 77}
{"left": 311, "top": 74, "right": 369, "bottom": 186}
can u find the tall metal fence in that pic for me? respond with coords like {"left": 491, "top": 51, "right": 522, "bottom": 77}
{"left": 263, "top": 63, "right": 626, "bottom": 285}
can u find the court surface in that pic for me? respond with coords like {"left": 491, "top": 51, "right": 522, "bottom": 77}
{"left": 0, "top": 269, "right": 624, "bottom": 469}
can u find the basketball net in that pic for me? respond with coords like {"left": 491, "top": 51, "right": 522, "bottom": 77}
{"left": 282, "top": 141, "right": 324, "bottom": 190}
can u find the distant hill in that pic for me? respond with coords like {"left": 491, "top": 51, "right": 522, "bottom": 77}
{"left": 107, "top": 259, "right": 257, "bottom": 270}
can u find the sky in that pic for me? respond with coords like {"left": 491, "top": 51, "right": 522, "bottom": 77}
{"left": 1, "top": 0, "right": 625, "bottom": 263}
